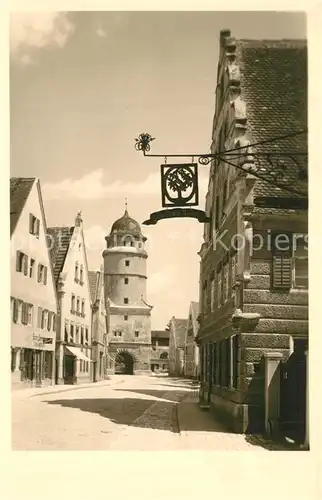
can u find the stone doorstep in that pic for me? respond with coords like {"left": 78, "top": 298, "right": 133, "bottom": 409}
{"left": 12, "top": 377, "right": 125, "bottom": 399}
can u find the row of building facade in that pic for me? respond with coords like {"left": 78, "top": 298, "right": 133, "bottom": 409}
{"left": 195, "top": 31, "right": 308, "bottom": 438}
{"left": 10, "top": 177, "right": 200, "bottom": 388}
{"left": 10, "top": 177, "right": 110, "bottom": 388}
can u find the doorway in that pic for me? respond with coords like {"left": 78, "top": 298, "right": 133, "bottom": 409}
{"left": 115, "top": 352, "right": 134, "bottom": 375}
{"left": 64, "top": 355, "right": 75, "bottom": 384}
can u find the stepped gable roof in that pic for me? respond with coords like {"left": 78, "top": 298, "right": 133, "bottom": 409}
{"left": 110, "top": 209, "right": 141, "bottom": 236}
{"left": 10, "top": 177, "right": 35, "bottom": 236}
{"left": 151, "top": 330, "right": 170, "bottom": 340}
{"left": 47, "top": 226, "right": 75, "bottom": 283}
{"left": 237, "top": 38, "right": 307, "bottom": 199}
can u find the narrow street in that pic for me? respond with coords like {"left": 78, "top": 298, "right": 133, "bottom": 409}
{"left": 12, "top": 375, "right": 270, "bottom": 451}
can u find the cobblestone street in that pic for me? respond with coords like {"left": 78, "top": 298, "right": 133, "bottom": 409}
{"left": 12, "top": 375, "right": 269, "bottom": 451}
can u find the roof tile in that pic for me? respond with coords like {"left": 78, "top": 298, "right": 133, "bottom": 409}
{"left": 10, "top": 177, "right": 35, "bottom": 236}
{"left": 47, "top": 226, "right": 75, "bottom": 283}
{"left": 237, "top": 40, "right": 307, "bottom": 199}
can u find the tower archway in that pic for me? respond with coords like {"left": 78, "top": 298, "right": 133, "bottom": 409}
{"left": 115, "top": 351, "right": 134, "bottom": 375}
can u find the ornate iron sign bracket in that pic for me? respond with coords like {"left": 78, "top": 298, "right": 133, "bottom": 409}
{"left": 135, "top": 131, "right": 308, "bottom": 198}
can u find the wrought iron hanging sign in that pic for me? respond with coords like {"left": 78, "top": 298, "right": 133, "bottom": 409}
{"left": 161, "top": 163, "right": 199, "bottom": 207}
{"left": 135, "top": 130, "right": 308, "bottom": 224}
{"left": 142, "top": 162, "right": 209, "bottom": 225}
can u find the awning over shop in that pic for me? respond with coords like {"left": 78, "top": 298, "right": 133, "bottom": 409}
{"left": 65, "top": 346, "right": 92, "bottom": 363}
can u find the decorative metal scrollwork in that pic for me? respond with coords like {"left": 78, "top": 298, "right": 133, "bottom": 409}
{"left": 161, "top": 163, "right": 199, "bottom": 207}
{"left": 198, "top": 156, "right": 212, "bottom": 166}
{"left": 134, "top": 131, "right": 308, "bottom": 197}
{"left": 135, "top": 133, "right": 155, "bottom": 153}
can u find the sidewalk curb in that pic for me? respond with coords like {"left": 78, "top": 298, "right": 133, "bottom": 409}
{"left": 176, "top": 388, "right": 196, "bottom": 436}
{"left": 26, "top": 378, "right": 125, "bottom": 398}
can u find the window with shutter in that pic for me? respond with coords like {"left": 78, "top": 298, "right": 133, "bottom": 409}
{"left": 16, "top": 251, "right": 22, "bottom": 271}
{"left": 37, "top": 307, "right": 42, "bottom": 327}
{"left": 272, "top": 232, "right": 292, "bottom": 290}
{"left": 52, "top": 314, "right": 56, "bottom": 332}
{"left": 36, "top": 219, "right": 40, "bottom": 237}
{"left": 27, "top": 304, "right": 33, "bottom": 325}
{"left": 44, "top": 267, "right": 47, "bottom": 285}
{"left": 13, "top": 299, "right": 19, "bottom": 323}
{"left": 272, "top": 253, "right": 292, "bottom": 289}
{"left": 21, "top": 302, "right": 27, "bottom": 325}
{"left": 47, "top": 312, "right": 52, "bottom": 331}
{"left": 23, "top": 255, "right": 28, "bottom": 276}
{"left": 37, "top": 264, "right": 41, "bottom": 283}
{"left": 41, "top": 310, "right": 45, "bottom": 329}
{"left": 29, "top": 214, "right": 34, "bottom": 234}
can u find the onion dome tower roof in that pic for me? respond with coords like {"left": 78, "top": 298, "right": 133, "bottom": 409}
{"left": 110, "top": 209, "right": 141, "bottom": 236}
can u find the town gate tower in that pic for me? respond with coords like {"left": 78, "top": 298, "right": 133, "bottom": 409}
{"left": 103, "top": 207, "right": 152, "bottom": 374}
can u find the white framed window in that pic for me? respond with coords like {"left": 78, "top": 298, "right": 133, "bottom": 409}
{"left": 80, "top": 265, "right": 84, "bottom": 283}
{"left": 37, "top": 264, "right": 47, "bottom": 284}
{"left": 64, "top": 321, "right": 69, "bottom": 342}
{"left": 16, "top": 251, "right": 28, "bottom": 275}
{"left": 29, "top": 259, "right": 35, "bottom": 278}
{"left": 70, "top": 323, "right": 75, "bottom": 342}
{"left": 76, "top": 297, "right": 80, "bottom": 313}
{"left": 81, "top": 299, "right": 85, "bottom": 315}
{"left": 29, "top": 214, "right": 40, "bottom": 237}
{"left": 75, "top": 262, "right": 79, "bottom": 281}
{"left": 27, "top": 304, "right": 33, "bottom": 326}
{"left": 71, "top": 294, "right": 75, "bottom": 311}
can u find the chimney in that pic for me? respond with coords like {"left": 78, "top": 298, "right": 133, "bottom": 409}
{"left": 220, "top": 29, "right": 231, "bottom": 46}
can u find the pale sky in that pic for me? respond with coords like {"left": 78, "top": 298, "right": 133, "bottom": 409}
{"left": 10, "top": 11, "right": 306, "bottom": 329}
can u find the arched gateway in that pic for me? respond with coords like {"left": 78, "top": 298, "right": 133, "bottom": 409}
{"left": 115, "top": 351, "right": 134, "bottom": 375}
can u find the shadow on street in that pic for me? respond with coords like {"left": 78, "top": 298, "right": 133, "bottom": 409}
{"left": 45, "top": 397, "right": 179, "bottom": 431}
{"left": 114, "top": 388, "right": 188, "bottom": 400}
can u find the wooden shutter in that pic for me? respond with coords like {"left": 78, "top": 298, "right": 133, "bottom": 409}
{"left": 13, "top": 299, "right": 19, "bottom": 323}
{"left": 37, "top": 307, "right": 42, "bottom": 328}
{"left": 52, "top": 314, "right": 56, "bottom": 332}
{"left": 23, "top": 255, "right": 28, "bottom": 276}
{"left": 47, "top": 312, "right": 52, "bottom": 331}
{"left": 36, "top": 218, "right": 40, "bottom": 237}
{"left": 41, "top": 310, "right": 45, "bottom": 329}
{"left": 29, "top": 214, "right": 33, "bottom": 234}
{"left": 21, "top": 302, "right": 27, "bottom": 325}
{"left": 44, "top": 266, "right": 47, "bottom": 285}
{"left": 37, "top": 264, "right": 41, "bottom": 282}
{"left": 272, "top": 232, "right": 292, "bottom": 290}
{"left": 272, "top": 253, "right": 292, "bottom": 289}
{"left": 16, "top": 251, "right": 21, "bottom": 271}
